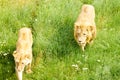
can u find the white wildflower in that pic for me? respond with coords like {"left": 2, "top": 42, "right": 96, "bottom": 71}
{"left": 48, "top": 20, "right": 51, "bottom": 23}
{"left": 8, "top": 49, "right": 10, "bottom": 52}
{"left": 103, "top": 28, "right": 107, "bottom": 31}
{"left": 72, "top": 64, "right": 79, "bottom": 70}
{"left": 82, "top": 55, "right": 85, "bottom": 57}
{"left": 97, "top": 59, "right": 101, "bottom": 62}
{"left": 23, "top": 23, "right": 26, "bottom": 26}
{"left": 7, "top": 62, "right": 10, "bottom": 64}
{"left": 72, "top": 64, "right": 78, "bottom": 67}
{"left": 35, "top": 19, "right": 37, "bottom": 21}
{"left": 77, "top": 61, "right": 81, "bottom": 63}
{"left": 85, "top": 56, "right": 88, "bottom": 61}
{"left": 3, "top": 53, "right": 8, "bottom": 56}
{"left": 82, "top": 67, "right": 88, "bottom": 71}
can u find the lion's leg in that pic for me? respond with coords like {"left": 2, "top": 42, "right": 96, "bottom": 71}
{"left": 81, "top": 44, "right": 86, "bottom": 51}
{"left": 15, "top": 67, "right": 23, "bottom": 80}
{"left": 82, "top": 46, "right": 85, "bottom": 51}
{"left": 88, "top": 39, "right": 93, "bottom": 44}
{"left": 26, "top": 62, "right": 32, "bottom": 73}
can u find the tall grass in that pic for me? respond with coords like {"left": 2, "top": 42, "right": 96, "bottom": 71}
{"left": 0, "top": 0, "right": 120, "bottom": 80}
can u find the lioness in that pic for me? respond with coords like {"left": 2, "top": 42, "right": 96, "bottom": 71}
{"left": 74, "top": 4, "right": 96, "bottom": 51}
{"left": 13, "top": 27, "right": 33, "bottom": 80}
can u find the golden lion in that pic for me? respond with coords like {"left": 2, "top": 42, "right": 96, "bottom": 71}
{"left": 13, "top": 27, "right": 33, "bottom": 80}
{"left": 74, "top": 4, "right": 96, "bottom": 51}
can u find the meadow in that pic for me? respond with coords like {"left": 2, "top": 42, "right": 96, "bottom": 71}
{"left": 0, "top": 0, "right": 120, "bottom": 80}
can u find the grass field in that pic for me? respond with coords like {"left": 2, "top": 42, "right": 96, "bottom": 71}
{"left": 0, "top": 0, "right": 120, "bottom": 80}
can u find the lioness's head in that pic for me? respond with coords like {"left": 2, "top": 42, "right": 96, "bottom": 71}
{"left": 74, "top": 23, "right": 92, "bottom": 47}
{"left": 13, "top": 51, "right": 30, "bottom": 72}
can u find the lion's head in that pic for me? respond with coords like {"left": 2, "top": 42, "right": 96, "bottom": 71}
{"left": 74, "top": 23, "right": 93, "bottom": 50}
{"left": 13, "top": 51, "right": 30, "bottom": 72}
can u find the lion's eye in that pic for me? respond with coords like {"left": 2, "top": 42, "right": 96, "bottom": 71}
{"left": 22, "top": 62, "right": 24, "bottom": 64}
{"left": 83, "top": 33, "right": 86, "bottom": 35}
{"left": 77, "top": 33, "right": 80, "bottom": 35}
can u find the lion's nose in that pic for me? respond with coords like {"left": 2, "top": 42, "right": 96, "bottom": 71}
{"left": 17, "top": 69, "right": 21, "bottom": 72}
{"left": 78, "top": 40, "right": 82, "bottom": 43}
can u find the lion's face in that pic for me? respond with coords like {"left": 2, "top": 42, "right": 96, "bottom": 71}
{"left": 74, "top": 26, "right": 87, "bottom": 45}
{"left": 13, "top": 51, "right": 30, "bottom": 72}
{"left": 74, "top": 25, "right": 92, "bottom": 47}
{"left": 15, "top": 57, "right": 26, "bottom": 72}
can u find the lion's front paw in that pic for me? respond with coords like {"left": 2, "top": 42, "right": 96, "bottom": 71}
{"left": 26, "top": 69, "right": 32, "bottom": 74}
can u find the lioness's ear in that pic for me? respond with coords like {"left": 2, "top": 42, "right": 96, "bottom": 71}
{"left": 90, "top": 25, "right": 96, "bottom": 38}
{"left": 74, "top": 23, "right": 80, "bottom": 32}
{"left": 90, "top": 26, "right": 94, "bottom": 31}
{"left": 87, "top": 26, "right": 93, "bottom": 31}
{"left": 13, "top": 51, "right": 17, "bottom": 57}
{"left": 24, "top": 54, "right": 31, "bottom": 59}
{"left": 24, "top": 55, "right": 31, "bottom": 65}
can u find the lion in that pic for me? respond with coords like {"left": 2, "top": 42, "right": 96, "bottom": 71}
{"left": 74, "top": 4, "right": 96, "bottom": 51}
{"left": 13, "top": 27, "right": 33, "bottom": 80}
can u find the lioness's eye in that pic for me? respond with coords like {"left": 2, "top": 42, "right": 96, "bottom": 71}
{"left": 77, "top": 33, "right": 80, "bottom": 36}
{"left": 83, "top": 33, "right": 86, "bottom": 35}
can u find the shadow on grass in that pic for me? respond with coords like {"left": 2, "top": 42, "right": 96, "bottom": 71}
{"left": 47, "top": 17, "right": 83, "bottom": 59}
{"left": 0, "top": 53, "right": 15, "bottom": 80}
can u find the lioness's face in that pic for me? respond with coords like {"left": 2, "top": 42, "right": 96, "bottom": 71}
{"left": 13, "top": 52, "right": 29, "bottom": 72}
{"left": 74, "top": 25, "right": 88, "bottom": 46}
{"left": 14, "top": 56, "right": 27, "bottom": 72}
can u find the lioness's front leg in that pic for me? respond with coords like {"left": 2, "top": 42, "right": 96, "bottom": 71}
{"left": 26, "top": 63, "right": 32, "bottom": 73}
{"left": 15, "top": 67, "right": 23, "bottom": 80}
{"left": 81, "top": 43, "right": 86, "bottom": 51}
{"left": 81, "top": 46, "right": 85, "bottom": 51}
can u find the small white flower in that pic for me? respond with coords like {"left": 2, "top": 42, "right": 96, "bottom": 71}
{"left": 103, "top": 28, "right": 107, "bottom": 31}
{"left": 45, "top": 0, "right": 49, "bottom": 3}
{"left": 72, "top": 64, "right": 79, "bottom": 70}
{"left": 82, "top": 67, "right": 88, "bottom": 71}
{"left": 48, "top": 20, "right": 51, "bottom": 23}
{"left": 0, "top": 51, "right": 2, "bottom": 53}
{"left": 77, "top": 61, "right": 80, "bottom": 63}
{"left": 35, "top": 19, "right": 37, "bottom": 21}
{"left": 23, "top": 23, "right": 26, "bottom": 26}
{"left": 77, "top": 61, "right": 82, "bottom": 64}
{"left": 7, "top": 62, "right": 10, "bottom": 64}
{"left": 82, "top": 55, "right": 85, "bottom": 57}
{"left": 3, "top": 53, "right": 8, "bottom": 56}
{"left": 97, "top": 59, "right": 101, "bottom": 62}
{"left": 8, "top": 49, "right": 10, "bottom": 52}
{"left": 110, "top": 28, "right": 114, "bottom": 31}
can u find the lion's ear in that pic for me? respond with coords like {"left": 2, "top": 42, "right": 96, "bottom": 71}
{"left": 74, "top": 23, "right": 79, "bottom": 29}
{"left": 13, "top": 51, "right": 17, "bottom": 57}
{"left": 90, "top": 25, "right": 96, "bottom": 38}
{"left": 24, "top": 55, "right": 31, "bottom": 65}
{"left": 90, "top": 26, "right": 94, "bottom": 31}
{"left": 87, "top": 26, "right": 93, "bottom": 31}
{"left": 24, "top": 54, "right": 31, "bottom": 59}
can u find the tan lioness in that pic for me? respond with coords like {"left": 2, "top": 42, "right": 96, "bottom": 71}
{"left": 13, "top": 27, "right": 33, "bottom": 80}
{"left": 74, "top": 4, "right": 96, "bottom": 51}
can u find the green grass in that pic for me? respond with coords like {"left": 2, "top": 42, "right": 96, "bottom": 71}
{"left": 0, "top": 0, "right": 120, "bottom": 80}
